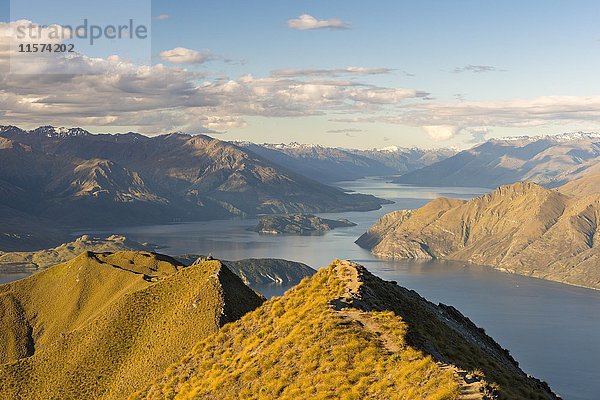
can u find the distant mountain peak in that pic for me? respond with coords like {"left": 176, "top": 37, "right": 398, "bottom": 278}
{"left": 375, "top": 145, "right": 405, "bottom": 152}
{"left": 494, "top": 131, "right": 600, "bottom": 143}
{"left": 29, "top": 125, "right": 91, "bottom": 138}
{"left": 267, "top": 141, "right": 324, "bottom": 150}
{"left": 0, "top": 125, "right": 25, "bottom": 135}
{"left": 165, "top": 131, "right": 192, "bottom": 137}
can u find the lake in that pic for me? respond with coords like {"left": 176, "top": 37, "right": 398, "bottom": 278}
{"left": 8, "top": 177, "right": 600, "bottom": 399}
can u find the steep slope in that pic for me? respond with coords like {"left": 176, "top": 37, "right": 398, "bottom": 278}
{"left": 0, "top": 251, "right": 264, "bottom": 400}
{"left": 223, "top": 258, "right": 316, "bottom": 286}
{"left": 0, "top": 126, "right": 387, "bottom": 231}
{"left": 394, "top": 133, "right": 600, "bottom": 188}
{"left": 357, "top": 178, "right": 600, "bottom": 289}
{"left": 557, "top": 162, "right": 600, "bottom": 197}
{"left": 133, "top": 261, "right": 557, "bottom": 400}
{"left": 0, "top": 136, "right": 52, "bottom": 209}
{"left": 174, "top": 255, "right": 315, "bottom": 287}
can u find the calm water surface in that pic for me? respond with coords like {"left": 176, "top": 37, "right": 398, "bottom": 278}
{"left": 8, "top": 178, "right": 600, "bottom": 399}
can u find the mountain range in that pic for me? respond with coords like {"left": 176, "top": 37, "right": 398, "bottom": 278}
{"left": 357, "top": 171, "right": 600, "bottom": 289}
{"left": 0, "top": 126, "right": 388, "bottom": 250}
{"left": 235, "top": 141, "right": 455, "bottom": 183}
{"left": 394, "top": 132, "right": 600, "bottom": 188}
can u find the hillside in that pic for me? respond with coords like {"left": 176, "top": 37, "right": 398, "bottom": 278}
{"left": 0, "top": 251, "right": 264, "bottom": 399}
{"left": 357, "top": 176, "right": 600, "bottom": 289}
{"left": 0, "top": 126, "right": 386, "bottom": 248}
{"left": 557, "top": 162, "right": 600, "bottom": 197}
{"left": 133, "top": 260, "right": 557, "bottom": 400}
{"left": 394, "top": 133, "right": 600, "bottom": 188}
{"left": 173, "top": 255, "right": 316, "bottom": 287}
{"left": 0, "top": 234, "right": 157, "bottom": 272}
{"left": 252, "top": 213, "right": 356, "bottom": 235}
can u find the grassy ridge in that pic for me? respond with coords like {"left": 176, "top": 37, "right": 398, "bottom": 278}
{"left": 132, "top": 261, "right": 557, "bottom": 400}
{"left": 134, "top": 261, "right": 458, "bottom": 400}
{"left": 0, "top": 251, "right": 264, "bottom": 399}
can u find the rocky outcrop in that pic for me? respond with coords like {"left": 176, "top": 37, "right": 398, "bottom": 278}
{"left": 253, "top": 213, "right": 357, "bottom": 235}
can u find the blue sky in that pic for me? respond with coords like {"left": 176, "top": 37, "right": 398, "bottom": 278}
{"left": 2, "top": 0, "right": 600, "bottom": 148}
{"left": 151, "top": 1, "right": 600, "bottom": 92}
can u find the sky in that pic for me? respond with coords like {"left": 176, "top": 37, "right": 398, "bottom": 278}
{"left": 1, "top": 0, "right": 600, "bottom": 149}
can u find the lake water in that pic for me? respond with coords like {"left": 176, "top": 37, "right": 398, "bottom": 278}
{"left": 6, "top": 177, "right": 600, "bottom": 399}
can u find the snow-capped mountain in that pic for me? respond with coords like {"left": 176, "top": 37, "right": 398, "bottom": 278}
{"left": 396, "top": 132, "right": 600, "bottom": 188}
{"left": 0, "top": 125, "right": 91, "bottom": 138}
{"left": 494, "top": 131, "right": 600, "bottom": 143}
{"left": 235, "top": 141, "right": 456, "bottom": 183}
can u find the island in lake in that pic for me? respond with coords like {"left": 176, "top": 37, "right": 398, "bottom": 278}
{"left": 253, "top": 214, "right": 357, "bottom": 235}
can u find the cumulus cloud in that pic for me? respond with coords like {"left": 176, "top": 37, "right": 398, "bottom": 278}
{"left": 288, "top": 14, "right": 350, "bottom": 30}
{"left": 0, "top": 21, "right": 426, "bottom": 134}
{"left": 452, "top": 65, "right": 504, "bottom": 73}
{"left": 272, "top": 67, "right": 392, "bottom": 78}
{"left": 422, "top": 126, "right": 462, "bottom": 140}
{"left": 4, "top": 20, "right": 600, "bottom": 140}
{"left": 154, "top": 14, "right": 169, "bottom": 21}
{"left": 159, "top": 47, "right": 216, "bottom": 64}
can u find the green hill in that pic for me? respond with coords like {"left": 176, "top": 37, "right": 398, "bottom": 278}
{"left": 133, "top": 260, "right": 557, "bottom": 400}
{"left": 0, "top": 251, "right": 264, "bottom": 399}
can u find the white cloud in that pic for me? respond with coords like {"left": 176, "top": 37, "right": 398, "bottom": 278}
{"left": 4, "top": 21, "right": 600, "bottom": 140}
{"left": 287, "top": 14, "right": 350, "bottom": 30}
{"left": 401, "top": 96, "right": 600, "bottom": 129}
{"left": 272, "top": 67, "right": 392, "bottom": 78}
{"left": 154, "top": 14, "right": 169, "bottom": 21}
{"left": 159, "top": 47, "right": 216, "bottom": 64}
{"left": 333, "top": 95, "right": 600, "bottom": 140}
{"left": 422, "top": 126, "right": 462, "bottom": 140}
{"left": 0, "top": 22, "right": 426, "bottom": 135}
{"left": 468, "top": 127, "right": 492, "bottom": 143}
